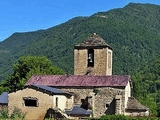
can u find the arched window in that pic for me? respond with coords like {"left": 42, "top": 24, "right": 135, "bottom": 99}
{"left": 88, "top": 49, "right": 94, "bottom": 67}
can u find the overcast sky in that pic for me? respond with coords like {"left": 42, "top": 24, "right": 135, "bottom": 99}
{"left": 0, "top": 0, "right": 160, "bottom": 41}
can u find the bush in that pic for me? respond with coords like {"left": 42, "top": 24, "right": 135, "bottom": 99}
{"left": 97, "top": 115, "right": 159, "bottom": 120}
{"left": 0, "top": 108, "right": 9, "bottom": 119}
{"left": 10, "top": 107, "right": 26, "bottom": 120}
{"left": 99, "top": 115, "right": 131, "bottom": 120}
{"left": 0, "top": 107, "right": 26, "bottom": 120}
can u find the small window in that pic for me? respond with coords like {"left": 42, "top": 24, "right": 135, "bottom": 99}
{"left": 56, "top": 97, "right": 58, "bottom": 107}
{"left": 88, "top": 49, "right": 94, "bottom": 67}
{"left": 23, "top": 97, "right": 38, "bottom": 107}
{"left": 106, "top": 104, "right": 109, "bottom": 108}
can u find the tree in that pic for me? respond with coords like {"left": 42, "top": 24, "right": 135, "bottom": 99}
{"left": 0, "top": 56, "right": 65, "bottom": 91}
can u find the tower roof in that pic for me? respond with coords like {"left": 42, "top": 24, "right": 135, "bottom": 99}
{"left": 74, "top": 33, "right": 112, "bottom": 49}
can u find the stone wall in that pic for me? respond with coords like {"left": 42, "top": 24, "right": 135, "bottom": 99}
{"left": 74, "top": 47, "right": 112, "bottom": 76}
{"left": 124, "top": 81, "right": 131, "bottom": 108}
{"left": 8, "top": 88, "right": 70, "bottom": 120}
{"left": 66, "top": 95, "right": 74, "bottom": 110}
{"left": 57, "top": 86, "right": 125, "bottom": 118}
{"left": 74, "top": 49, "right": 87, "bottom": 75}
{"left": 115, "top": 95, "right": 122, "bottom": 114}
{"left": 125, "top": 110, "right": 149, "bottom": 116}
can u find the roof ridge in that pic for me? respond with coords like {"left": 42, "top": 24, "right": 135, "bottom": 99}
{"left": 74, "top": 33, "right": 112, "bottom": 49}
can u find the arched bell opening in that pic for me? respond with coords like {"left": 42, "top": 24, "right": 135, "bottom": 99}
{"left": 87, "top": 49, "right": 94, "bottom": 67}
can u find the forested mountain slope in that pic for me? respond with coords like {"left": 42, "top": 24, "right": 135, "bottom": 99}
{"left": 0, "top": 30, "right": 45, "bottom": 80}
{"left": 132, "top": 55, "right": 160, "bottom": 114}
{"left": 0, "top": 3, "right": 160, "bottom": 81}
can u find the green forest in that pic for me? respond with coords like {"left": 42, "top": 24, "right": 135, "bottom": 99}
{"left": 0, "top": 2, "right": 160, "bottom": 117}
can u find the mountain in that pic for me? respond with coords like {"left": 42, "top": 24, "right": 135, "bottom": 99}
{"left": 0, "top": 30, "right": 45, "bottom": 80}
{"left": 131, "top": 55, "right": 160, "bottom": 114}
{"left": 0, "top": 3, "right": 160, "bottom": 81}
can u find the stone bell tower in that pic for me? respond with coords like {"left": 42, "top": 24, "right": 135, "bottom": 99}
{"left": 74, "top": 33, "right": 113, "bottom": 76}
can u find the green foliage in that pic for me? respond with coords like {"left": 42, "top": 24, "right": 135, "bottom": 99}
{"left": 0, "top": 56, "right": 65, "bottom": 92}
{"left": 140, "top": 95, "right": 157, "bottom": 115}
{"left": 93, "top": 114, "right": 158, "bottom": 120}
{"left": 131, "top": 56, "right": 160, "bottom": 115}
{"left": 99, "top": 114, "right": 130, "bottom": 120}
{"left": 0, "top": 108, "right": 9, "bottom": 119}
{"left": 93, "top": 88, "right": 99, "bottom": 95}
{"left": 0, "top": 3, "right": 160, "bottom": 81}
{"left": 0, "top": 107, "right": 26, "bottom": 120}
{"left": 10, "top": 107, "right": 26, "bottom": 120}
{"left": 0, "top": 2, "right": 159, "bottom": 117}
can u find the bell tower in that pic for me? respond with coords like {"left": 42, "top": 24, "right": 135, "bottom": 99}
{"left": 74, "top": 33, "right": 112, "bottom": 76}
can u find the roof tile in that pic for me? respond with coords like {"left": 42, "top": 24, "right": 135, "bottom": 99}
{"left": 26, "top": 75, "right": 130, "bottom": 87}
{"left": 74, "top": 33, "right": 112, "bottom": 49}
{"left": 126, "top": 97, "right": 148, "bottom": 111}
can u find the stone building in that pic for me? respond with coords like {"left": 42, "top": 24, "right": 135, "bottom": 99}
{"left": 8, "top": 84, "right": 73, "bottom": 120}
{"left": 26, "top": 75, "right": 131, "bottom": 118}
{"left": 25, "top": 34, "right": 149, "bottom": 119}
{"left": 74, "top": 33, "right": 112, "bottom": 76}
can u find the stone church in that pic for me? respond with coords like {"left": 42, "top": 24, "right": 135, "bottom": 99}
{"left": 8, "top": 33, "right": 149, "bottom": 119}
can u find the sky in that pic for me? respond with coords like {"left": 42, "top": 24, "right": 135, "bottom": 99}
{"left": 0, "top": 0, "right": 160, "bottom": 41}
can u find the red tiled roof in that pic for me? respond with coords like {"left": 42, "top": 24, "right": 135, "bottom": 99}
{"left": 25, "top": 75, "right": 130, "bottom": 87}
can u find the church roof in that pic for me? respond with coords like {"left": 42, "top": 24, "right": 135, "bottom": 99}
{"left": 126, "top": 97, "right": 149, "bottom": 111}
{"left": 74, "top": 33, "right": 112, "bottom": 49}
{"left": 25, "top": 75, "right": 130, "bottom": 87}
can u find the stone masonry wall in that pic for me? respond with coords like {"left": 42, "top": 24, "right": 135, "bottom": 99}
{"left": 115, "top": 95, "right": 122, "bottom": 114}
{"left": 94, "top": 48, "right": 108, "bottom": 75}
{"left": 57, "top": 86, "right": 125, "bottom": 118}
{"left": 74, "top": 49, "right": 88, "bottom": 75}
{"left": 125, "top": 110, "right": 149, "bottom": 116}
{"left": 74, "top": 48, "right": 112, "bottom": 76}
{"left": 8, "top": 88, "right": 68, "bottom": 120}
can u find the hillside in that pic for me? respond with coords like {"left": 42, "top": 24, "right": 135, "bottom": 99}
{"left": 0, "top": 3, "right": 160, "bottom": 81}
{"left": 131, "top": 55, "right": 160, "bottom": 114}
{"left": 0, "top": 30, "right": 45, "bottom": 80}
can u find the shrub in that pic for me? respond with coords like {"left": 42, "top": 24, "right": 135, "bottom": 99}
{"left": 0, "top": 107, "right": 26, "bottom": 120}
{"left": 98, "top": 115, "right": 159, "bottom": 120}
{"left": 10, "top": 107, "right": 26, "bottom": 120}
{"left": 0, "top": 108, "right": 9, "bottom": 119}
